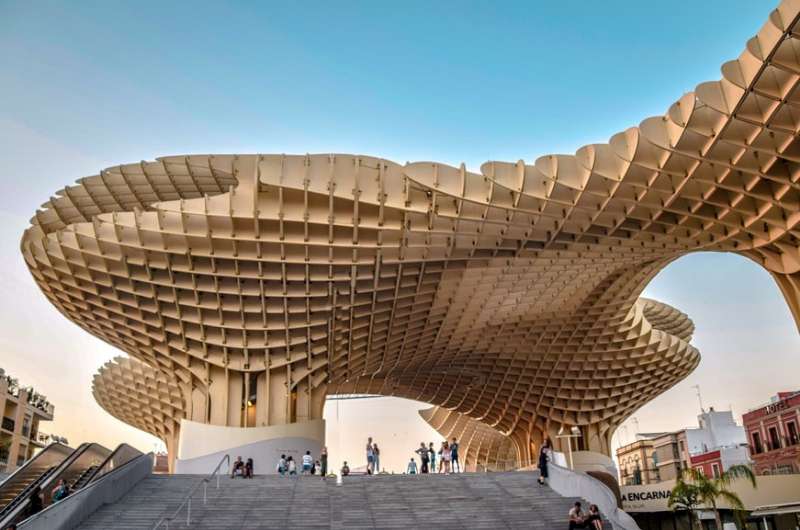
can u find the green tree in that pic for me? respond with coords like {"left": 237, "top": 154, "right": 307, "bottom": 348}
{"left": 668, "top": 478, "right": 701, "bottom": 529}
{"left": 680, "top": 465, "right": 757, "bottom": 530}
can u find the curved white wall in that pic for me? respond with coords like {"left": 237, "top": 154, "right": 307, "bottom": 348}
{"left": 174, "top": 419, "right": 325, "bottom": 474}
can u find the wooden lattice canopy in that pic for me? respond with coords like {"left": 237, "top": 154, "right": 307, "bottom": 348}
{"left": 22, "top": 0, "right": 800, "bottom": 463}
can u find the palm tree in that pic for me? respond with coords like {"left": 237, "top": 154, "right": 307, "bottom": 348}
{"left": 668, "top": 479, "right": 701, "bottom": 529}
{"left": 681, "top": 464, "right": 757, "bottom": 530}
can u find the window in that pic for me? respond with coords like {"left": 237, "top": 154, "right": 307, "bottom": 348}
{"left": 694, "top": 466, "right": 705, "bottom": 476}
{"left": 711, "top": 463, "right": 721, "bottom": 478}
{"left": 787, "top": 421, "right": 798, "bottom": 445}
{"left": 769, "top": 426, "right": 781, "bottom": 451}
{"left": 752, "top": 431, "right": 763, "bottom": 454}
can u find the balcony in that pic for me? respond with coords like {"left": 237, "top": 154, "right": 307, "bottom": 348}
{"left": 750, "top": 434, "right": 800, "bottom": 455}
{"left": 1, "top": 417, "right": 14, "bottom": 433}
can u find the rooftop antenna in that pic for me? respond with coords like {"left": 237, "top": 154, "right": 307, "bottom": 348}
{"left": 692, "top": 384, "right": 705, "bottom": 413}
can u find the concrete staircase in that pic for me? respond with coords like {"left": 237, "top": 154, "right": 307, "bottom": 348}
{"left": 78, "top": 471, "right": 611, "bottom": 529}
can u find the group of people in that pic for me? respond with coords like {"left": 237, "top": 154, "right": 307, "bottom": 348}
{"left": 365, "top": 437, "right": 381, "bottom": 474}
{"left": 13, "top": 477, "right": 71, "bottom": 525}
{"left": 568, "top": 501, "right": 603, "bottom": 529}
{"left": 276, "top": 447, "right": 328, "bottom": 477}
{"left": 230, "top": 456, "right": 254, "bottom": 478}
{"left": 406, "top": 437, "right": 460, "bottom": 474}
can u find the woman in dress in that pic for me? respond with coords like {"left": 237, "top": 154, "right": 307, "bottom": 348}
{"left": 320, "top": 446, "right": 328, "bottom": 477}
{"left": 440, "top": 441, "right": 451, "bottom": 474}
{"left": 537, "top": 437, "right": 552, "bottom": 485}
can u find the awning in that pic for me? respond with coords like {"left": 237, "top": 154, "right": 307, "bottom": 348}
{"left": 750, "top": 503, "right": 800, "bottom": 517}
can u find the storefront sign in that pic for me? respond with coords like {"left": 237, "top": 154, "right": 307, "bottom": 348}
{"left": 620, "top": 482, "right": 676, "bottom": 512}
{"left": 765, "top": 400, "right": 788, "bottom": 415}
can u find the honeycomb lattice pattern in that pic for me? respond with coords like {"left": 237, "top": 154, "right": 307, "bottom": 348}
{"left": 21, "top": 0, "right": 800, "bottom": 461}
{"left": 420, "top": 298, "right": 695, "bottom": 469}
{"left": 92, "top": 356, "right": 184, "bottom": 465}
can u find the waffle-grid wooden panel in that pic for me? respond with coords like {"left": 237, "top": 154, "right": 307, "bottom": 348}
{"left": 21, "top": 0, "right": 800, "bottom": 462}
{"left": 419, "top": 298, "right": 695, "bottom": 470}
{"left": 92, "top": 356, "right": 184, "bottom": 470}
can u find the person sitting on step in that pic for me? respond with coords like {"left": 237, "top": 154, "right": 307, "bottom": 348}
{"left": 231, "top": 456, "right": 244, "bottom": 478}
{"left": 585, "top": 504, "right": 603, "bottom": 530}
{"left": 341, "top": 461, "right": 350, "bottom": 476}
{"left": 244, "top": 457, "right": 254, "bottom": 478}
{"left": 568, "top": 501, "right": 590, "bottom": 529}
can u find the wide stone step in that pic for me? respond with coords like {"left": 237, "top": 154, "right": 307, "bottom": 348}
{"left": 78, "top": 472, "right": 612, "bottom": 529}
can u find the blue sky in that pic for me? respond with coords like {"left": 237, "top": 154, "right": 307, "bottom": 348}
{"left": 1, "top": 0, "right": 797, "bottom": 471}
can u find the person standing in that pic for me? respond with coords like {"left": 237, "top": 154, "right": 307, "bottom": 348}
{"left": 373, "top": 443, "right": 381, "bottom": 473}
{"left": 287, "top": 456, "right": 297, "bottom": 476}
{"left": 366, "top": 437, "right": 375, "bottom": 474}
{"left": 277, "top": 454, "right": 287, "bottom": 476}
{"left": 415, "top": 442, "right": 429, "bottom": 473}
{"left": 26, "top": 486, "right": 43, "bottom": 517}
{"left": 428, "top": 442, "right": 436, "bottom": 473}
{"left": 538, "top": 437, "right": 552, "bottom": 485}
{"left": 407, "top": 458, "right": 418, "bottom": 474}
{"left": 302, "top": 450, "right": 314, "bottom": 475}
{"left": 320, "top": 446, "right": 328, "bottom": 478}
{"left": 450, "top": 437, "right": 460, "bottom": 473}
{"left": 440, "top": 441, "right": 451, "bottom": 473}
{"left": 51, "top": 478, "right": 70, "bottom": 502}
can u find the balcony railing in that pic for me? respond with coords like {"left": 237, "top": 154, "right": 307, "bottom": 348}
{"left": 750, "top": 434, "right": 800, "bottom": 455}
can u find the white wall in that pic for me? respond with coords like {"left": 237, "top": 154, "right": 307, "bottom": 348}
{"left": 685, "top": 410, "right": 746, "bottom": 455}
{"left": 174, "top": 419, "right": 325, "bottom": 474}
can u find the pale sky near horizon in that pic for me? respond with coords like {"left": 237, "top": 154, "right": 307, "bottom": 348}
{"left": 2, "top": 0, "right": 799, "bottom": 474}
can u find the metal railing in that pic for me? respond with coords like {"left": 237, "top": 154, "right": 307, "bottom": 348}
{"left": 153, "top": 454, "right": 229, "bottom": 529}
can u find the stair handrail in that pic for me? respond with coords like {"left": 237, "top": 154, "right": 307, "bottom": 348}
{"left": 152, "top": 453, "right": 229, "bottom": 529}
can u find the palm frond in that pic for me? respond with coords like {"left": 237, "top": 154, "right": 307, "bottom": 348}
{"left": 722, "top": 464, "right": 757, "bottom": 488}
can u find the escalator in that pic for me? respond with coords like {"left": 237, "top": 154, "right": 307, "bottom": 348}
{"left": 0, "top": 442, "right": 73, "bottom": 520}
{"left": 65, "top": 442, "right": 144, "bottom": 492}
{"left": 0, "top": 442, "right": 112, "bottom": 528}
{"left": 70, "top": 465, "right": 99, "bottom": 490}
